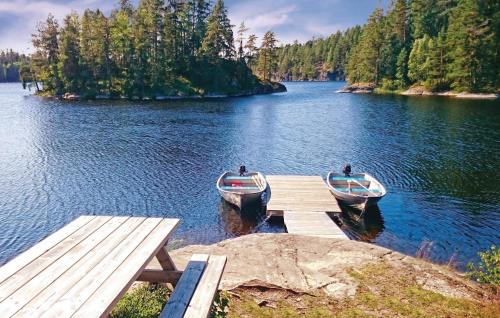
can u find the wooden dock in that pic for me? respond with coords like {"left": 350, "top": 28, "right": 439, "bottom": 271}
{"left": 284, "top": 211, "right": 348, "bottom": 239}
{"left": 266, "top": 175, "right": 348, "bottom": 240}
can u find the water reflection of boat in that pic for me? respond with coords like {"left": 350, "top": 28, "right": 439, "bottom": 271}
{"left": 216, "top": 171, "right": 268, "bottom": 209}
{"left": 339, "top": 204, "right": 385, "bottom": 241}
{"left": 327, "top": 172, "right": 386, "bottom": 209}
{"left": 218, "top": 199, "right": 265, "bottom": 236}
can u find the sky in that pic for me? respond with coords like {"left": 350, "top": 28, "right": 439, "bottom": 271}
{"left": 0, "top": 0, "right": 389, "bottom": 53}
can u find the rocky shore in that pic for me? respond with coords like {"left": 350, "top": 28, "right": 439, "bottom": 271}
{"left": 336, "top": 83, "right": 375, "bottom": 94}
{"left": 156, "top": 234, "right": 499, "bottom": 317}
{"left": 337, "top": 84, "right": 499, "bottom": 100}
{"left": 59, "top": 81, "right": 286, "bottom": 101}
{"left": 400, "top": 86, "right": 499, "bottom": 99}
{"left": 166, "top": 234, "right": 486, "bottom": 300}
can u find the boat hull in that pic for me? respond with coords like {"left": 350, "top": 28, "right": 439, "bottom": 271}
{"left": 216, "top": 172, "right": 268, "bottom": 209}
{"left": 217, "top": 190, "right": 263, "bottom": 209}
{"left": 326, "top": 172, "right": 386, "bottom": 210}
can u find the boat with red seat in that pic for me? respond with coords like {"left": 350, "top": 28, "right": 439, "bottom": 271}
{"left": 216, "top": 171, "right": 268, "bottom": 209}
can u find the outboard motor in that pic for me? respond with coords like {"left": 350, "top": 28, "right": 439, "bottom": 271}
{"left": 239, "top": 165, "right": 247, "bottom": 176}
{"left": 343, "top": 164, "right": 352, "bottom": 177}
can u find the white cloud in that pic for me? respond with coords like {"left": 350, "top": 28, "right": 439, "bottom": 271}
{"left": 0, "top": 0, "right": 114, "bottom": 52}
{"left": 242, "top": 5, "right": 296, "bottom": 30}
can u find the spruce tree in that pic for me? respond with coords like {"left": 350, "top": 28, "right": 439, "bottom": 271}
{"left": 395, "top": 47, "right": 409, "bottom": 88}
{"left": 408, "top": 36, "right": 429, "bottom": 84}
{"left": 58, "top": 12, "right": 82, "bottom": 93}
{"left": 346, "top": 8, "right": 385, "bottom": 84}
{"left": 446, "top": 0, "right": 496, "bottom": 92}
{"left": 423, "top": 32, "right": 448, "bottom": 91}
{"left": 80, "top": 9, "right": 111, "bottom": 95}
{"left": 236, "top": 22, "right": 249, "bottom": 60}
{"left": 109, "top": 7, "right": 135, "bottom": 97}
{"left": 201, "top": 0, "right": 234, "bottom": 59}
{"left": 32, "top": 14, "right": 61, "bottom": 93}
{"left": 257, "top": 31, "right": 278, "bottom": 81}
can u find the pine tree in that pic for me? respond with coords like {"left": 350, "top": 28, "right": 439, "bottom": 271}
{"left": 193, "top": 0, "right": 210, "bottom": 55}
{"left": 395, "top": 47, "right": 409, "bottom": 88}
{"left": 244, "top": 34, "right": 259, "bottom": 59}
{"left": 410, "top": 0, "right": 439, "bottom": 38}
{"left": 236, "top": 22, "right": 249, "bottom": 60}
{"left": 423, "top": 32, "right": 448, "bottom": 91}
{"left": 346, "top": 8, "right": 385, "bottom": 84}
{"left": 408, "top": 35, "right": 429, "bottom": 84}
{"left": 133, "top": 0, "right": 164, "bottom": 96}
{"left": 58, "top": 12, "right": 82, "bottom": 93}
{"left": 257, "top": 31, "right": 278, "bottom": 81}
{"left": 109, "top": 6, "right": 135, "bottom": 97}
{"left": 31, "top": 14, "right": 61, "bottom": 92}
{"left": 201, "top": 0, "right": 234, "bottom": 59}
{"left": 80, "top": 9, "right": 111, "bottom": 95}
{"left": 446, "top": 0, "right": 496, "bottom": 92}
{"left": 392, "top": 0, "right": 409, "bottom": 44}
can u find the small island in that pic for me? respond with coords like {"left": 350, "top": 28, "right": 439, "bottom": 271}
{"left": 21, "top": 0, "right": 285, "bottom": 100}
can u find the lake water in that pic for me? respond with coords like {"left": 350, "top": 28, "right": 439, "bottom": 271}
{"left": 0, "top": 82, "right": 499, "bottom": 269}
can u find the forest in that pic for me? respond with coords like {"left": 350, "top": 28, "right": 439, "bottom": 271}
{"left": 14, "top": 0, "right": 500, "bottom": 94}
{"left": 273, "top": 27, "right": 362, "bottom": 81}
{"left": 22, "top": 0, "right": 282, "bottom": 98}
{"left": 346, "top": 0, "right": 499, "bottom": 93}
{"left": 274, "top": 0, "right": 499, "bottom": 93}
{"left": 0, "top": 50, "right": 27, "bottom": 82}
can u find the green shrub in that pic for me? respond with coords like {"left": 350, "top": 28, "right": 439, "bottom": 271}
{"left": 210, "top": 291, "right": 230, "bottom": 318}
{"left": 467, "top": 245, "right": 499, "bottom": 286}
{"left": 110, "top": 283, "right": 229, "bottom": 318}
{"left": 110, "top": 283, "right": 170, "bottom": 318}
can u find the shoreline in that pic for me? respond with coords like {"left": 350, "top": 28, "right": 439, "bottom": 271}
{"left": 159, "top": 233, "right": 498, "bottom": 317}
{"left": 336, "top": 84, "right": 499, "bottom": 100}
{"left": 33, "top": 82, "right": 287, "bottom": 101}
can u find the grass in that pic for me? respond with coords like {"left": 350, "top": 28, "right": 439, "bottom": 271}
{"left": 221, "top": 262, "right": 499, "bottom": 318}
{"left": 110, "top": 261, "right": 499, "bottom": 318}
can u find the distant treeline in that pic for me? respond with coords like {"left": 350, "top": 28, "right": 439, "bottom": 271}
{"left": 0, "top": 50, "right": 28, "bottom": 82}
{"left": 274, "top": 27, "right": 362, "bottom": 81}
{"left": 23, "top": 0, "right": 283, "bottom": 98}
{"left": 273, "top": 0, "right": 499, "bottom": 93}
{"left": 346, "top": 0, "right": 499, "bottom": 93}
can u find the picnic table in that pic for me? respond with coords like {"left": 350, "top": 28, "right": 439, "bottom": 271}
{"left": 0, "top": 215, "right": 180, "bottom": 317}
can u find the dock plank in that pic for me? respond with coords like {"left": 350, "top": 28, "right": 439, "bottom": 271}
{"left": 265, "top": 175, "right": 347, "bottom": 240}
{"left": 266, "top": 175, "right": 341, "bottom": 215}
{"left": 284, "top": 211, "right": 348, "bottom": 240}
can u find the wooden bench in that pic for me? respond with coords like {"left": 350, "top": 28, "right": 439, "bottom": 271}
{"left": 160, "top": 254, "right": 227, "bottom": 318}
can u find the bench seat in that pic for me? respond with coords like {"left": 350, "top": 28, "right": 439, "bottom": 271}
{"left": 160, "top": 254, "right": 227, "bottom": 318}
{"left": 224, "top": 176, "right": 254, "bottom": 180}
{"left": 221, "top": 186, "right": 260, "bottom": 190}
{"left": 333, "top": 187, "right": 381, "bottom": 193}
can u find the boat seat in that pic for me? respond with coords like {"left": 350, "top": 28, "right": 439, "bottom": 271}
{"left": 221, "top": 186, "right": 260, "bottom": 190}
{"left": 333, "top": 187, "right": 380, "bottom": 193}
{"left": 332, "top": 180, "right": 371, "bottom": 187}
{"left": 224, "top": 176, "right": 254, "bottom": 180}
{"left": 330, "top": 176, "right": 367, "bottom": 181}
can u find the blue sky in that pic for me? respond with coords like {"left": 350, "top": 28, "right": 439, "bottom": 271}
{"left": 0, "top": 0, "right": 389, "bottom": 53}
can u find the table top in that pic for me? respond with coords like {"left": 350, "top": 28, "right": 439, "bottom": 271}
{"left": 0, "top": 215, "right": 179, "bottom": 318}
